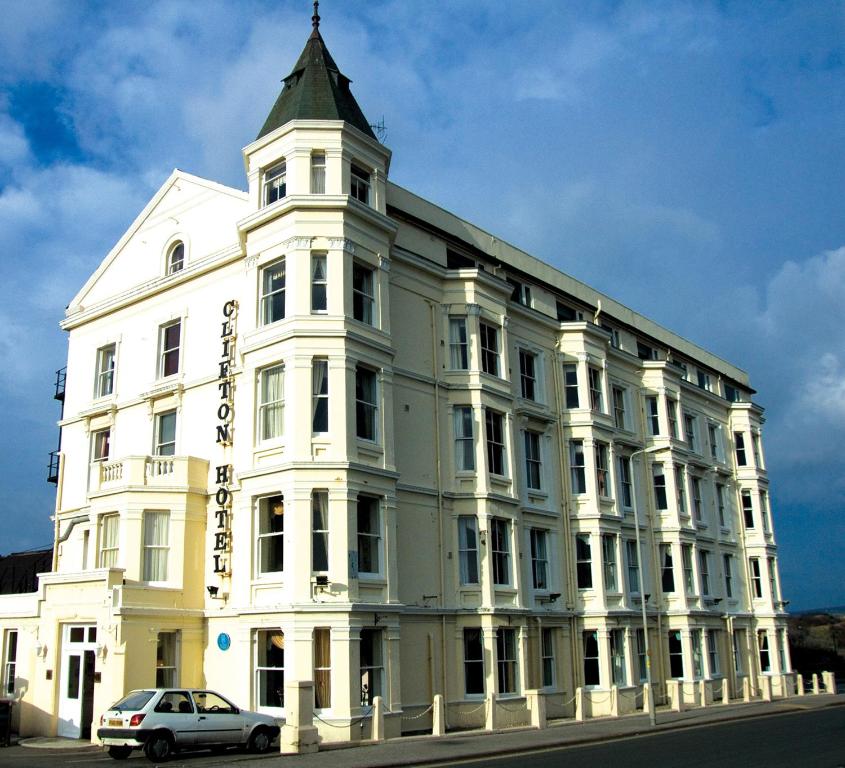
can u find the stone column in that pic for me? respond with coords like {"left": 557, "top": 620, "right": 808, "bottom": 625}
{"left": 432, "top": 694, "right": 445, "bottom": 736}
{"left": 280, "top": 680, "right": 319, "bottom": 755}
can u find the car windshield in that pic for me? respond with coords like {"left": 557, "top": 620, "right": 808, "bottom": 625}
{"left": 109, "top": 691, "right": 156, "bottom": 711}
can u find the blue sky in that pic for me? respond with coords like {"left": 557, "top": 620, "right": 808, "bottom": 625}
{"left": 1, "top": 0, "right": 843, "bottom": 610}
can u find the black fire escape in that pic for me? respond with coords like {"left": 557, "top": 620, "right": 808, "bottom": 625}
{"left": 47, "top": 367, "right": 66, "bottom": 484}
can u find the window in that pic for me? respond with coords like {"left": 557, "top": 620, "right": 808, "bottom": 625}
{"left": 458, "top": 517, "right": 479, "bottom": 585}
{"left": 261, "top": 260, "right": 286, "bottom": 324}
{"left": 259, "top": 365, "right": 284, "bottom": 441}
{"left": 485, "top": 410, "right": 506, "bottom": 476}
{"left": 519, "top": 350, "right": 538, "bottom": 400}
{"left": 155, "top": 411, "right": 176, "bottom": 456}
{"left": 583, "top": 630, "right": 600, "bottom": 686}
{"left": 167, "top": 242, "right": 184, "bottom": 275}
{"left": 95, "top": 344, "right": 116, "bottom": 397}
{"left": 697, "top": 370, "right": 711, "bottom": 391}
{"left": 612, "top": 386, "right": 626, "bottom": 429}
{"left": 311, "top": 152, "right": 326, "bottom": 194}
{"left": 652, "top": 465, "right": 667, "bottom": 510}
{"left": 602, "top": 534, "right": 618, "bottom": 591}
{"left": 524, "top": 431, "right": 542, "bottom": 490}
{"left": 454, "top": 406, "right": 475, "bottom": 472}
{"left": 449, "top": 317, "right": 469, "bottom": 370}
{"left": 661, "top": 543, "right": 675, "bottom": 592}
{"left": 707, "top": 630, "right": 720, "bottom": 676}
{"left": 699, "top": 550, "right": 711, "bottom": 595}
{"left": 588, "top": 366, "right": 604, "bottom": 411}
{"left": 734, "top": 432, "right": 747, "bottom": 466}
{"left": 156, "top": 632, "right": 179, "bottom": 687}
{"left": 617, "top": 456, "right": 633, "bottom": 510}
{"left": 758, "top": 631, "right": 770, "bottom": 672}
{"left": 626, "top": 539, "right": 640, "bottom": 594}
{"left": 355, "top": 366, "right": 378, "bottom": 441}
{"left": 684, "top": 413, "right": 697, "bottom": 452}
{"left": 636, "top": 629, "right": 647, "bottom": 682}
{"left": 646, "top": 396, "right": 660, "bottom": 435}
{"left": 725, "top": 384, "right": 741, "bottom": 402}
{"left": 541, "top": 628, "right": 555, "bottom": 688}
{"left": 556, "top": 301, "right": 578, "bottom": 322}
{"left": 752, "top": 433, "right": 763, "bottom": 469}
{"left": 142, "top": 510, "right": 169, "bottom": 581}
{"left": 314, "top": 628, "right": 331, "bottom": 708}
{"left": 734, "top": 630, "right": 745, "bottom": 674}
{"left": 360, "top": 629, "right": 383, "bottom": 705}
{"left": 691, "top": 477, "right": 703, "bottom": 523}
{"left": 508, "top": 278, "right": 532, "bottom": 307}
{"left": 563, "top": 364, "right": 579, "bottom": 408}
{"left": 496, "top": 628, "right": 518, "bottom": 694}
{"left": 750, "top": 557, "right": 762, "bottom": 598}
{"left": 159, "top": 320, "right": 181, "bottom": 377}
{"left": 312, "top": 491, "right": 329, "bottom": 572}
{"left": 464, "top": 628, "right": 485, "bottom": 695}
{"left": 570, "top": 440, "right": 586, "bottom": 495}
{"left": 723, "top": 554, "right": 734, "bottom": 598}
{"left": 637, "top": 341, "right": 657, "bottom": 360}
{"left": 357, "top": 497, "right": 380, "bottom": 575}
{"left": 675, "top": 465, "right": 687, "bottom": 515}
{"left": 716, "top": 484, "right": 727, "bottom": 528}
{"left": 692, "top": 629, "right": 703, "bottom": 679}
{"left": 490, "top": 518, "right": 511, "bottom": 586}
{"left": 610, "top": 629, "right": 626, "bottom": 685}
{"left": 257, "top": 495, "right": 285, "bottom": 574}
{"left": 760, "top": 490, "right": 770, "bottom": 533}
{"left": 595, "top": 442, "right": 611, "bottom": 498}
{"left": 3, "top": 630, "right": 18, "bottom": 695}
{"left": 480, "top": 322, "right": 500, "bottom": 376}
{"left": 312, "top": 359, "right": 329, "bottom": 433}
{"left": 682, "top": 544, "right": 694, "bottom": 595}
{"left": 602, "top": 324, "right": 620, "bottom": 348}
{"left": 768, "top": 557, "right": 779, "bottom": 601}
{"left": 311, "top": 254, "right": 327, "bottom": 312}
{"left": 778, "top": 630, "right": 788, "bottom": 673}
{"left": 668, "top": 630, "right": 684, "bottom": 678}
{"left": 92, "top": 428, "right": 110, "bottom": 463}
{"left": 256, "top": 630, "right": 284, "bottom": 710}
{"left": 352, "top": 263, "right": 375, "bottom": 325}
{"left": 263, "top": 160, "right": 287, "bottom": 204}
{"left": 708, "top": 423, "right": 721, "bottom": 460}
{"left": 350, "top": 164, "right": 371, "bottom": 204}
{"left": 99, "top": 513, "right": 119, "bottom": 568}
{"left": 741, "top": 490, "right": 754, "bottom": 529}
{"left": 530, "top": 529, "right": 549, "bottom": 590}
{"left": 667, "top": 399, "right": 679, "bottom": 439}
{"left": 576, "top": 534, "right": 592, "bottom": 589}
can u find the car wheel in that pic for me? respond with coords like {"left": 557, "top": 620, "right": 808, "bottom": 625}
{"left": 107, "top": 745, "right": 133, "bottom": 760}
{"left": 248, "top": 726, "right": 273, "bottom": 754}
{"left": 144, "top": 732, "right": 174, "bottom": 763}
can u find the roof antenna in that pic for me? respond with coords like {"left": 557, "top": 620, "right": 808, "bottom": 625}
{"left": 312, "top": 0, "right": 320, "bottom": 30}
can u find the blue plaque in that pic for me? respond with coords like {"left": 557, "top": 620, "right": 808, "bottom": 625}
{"left": 217, "top": 632, "right": 231, "bottom": 651}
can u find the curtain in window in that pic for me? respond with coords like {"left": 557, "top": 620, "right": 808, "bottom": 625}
{"left": 100, "top": 515, "right": 119, "bottom": 567}
{"left": 143, "top": 511, "right": 169, "bottom": 581}
{"left": 261, "top": 366, "right": 284, "bottom": 439}
{"left": 314, "top": 628, "right": 331, "bottom": 708}
{"left": 312, "top": 491, "right": 329, "bottom": 572}
{"left": 312, "top": 360, "right": 328, "bottom": 432}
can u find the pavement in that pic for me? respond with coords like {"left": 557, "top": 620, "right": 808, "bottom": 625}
{"left": 8, "top": 693, "right": 844, "bottom": 766}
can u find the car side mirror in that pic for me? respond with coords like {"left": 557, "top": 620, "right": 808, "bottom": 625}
{"left": 232, "top": 707, "right": 239, "bottom": 714}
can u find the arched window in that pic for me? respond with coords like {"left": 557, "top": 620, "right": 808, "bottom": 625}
{"left": 168, "top": 242, "right": 184, "bottom": 275}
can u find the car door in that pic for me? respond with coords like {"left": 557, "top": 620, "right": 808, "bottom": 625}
{"left": 153, "top": 691, "right": 198, "bottom": 747}
{"left": 190, "top": 691, "right": 246, "bottom": 746}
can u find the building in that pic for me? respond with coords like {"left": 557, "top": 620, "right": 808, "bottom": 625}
{"left": 0, "top": 8, "right": 789, "bottom": 742}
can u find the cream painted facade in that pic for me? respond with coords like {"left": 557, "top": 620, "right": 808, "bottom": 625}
{"left": 0, "top": 17, "right": 789, "bottom": 744}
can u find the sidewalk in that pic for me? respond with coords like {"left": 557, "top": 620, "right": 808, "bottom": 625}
{"left": 10, "top": 694, "right": 842, "bottom": 764}
{"left": 276, "top": 694, "right": 844, "bottom": 768}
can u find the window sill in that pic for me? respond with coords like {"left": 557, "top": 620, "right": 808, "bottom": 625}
{"left": 357, "top": 574, "right": 386, "bottom": 583}
{"left": 357, "top": 440, "right": 384, "bottom": 458}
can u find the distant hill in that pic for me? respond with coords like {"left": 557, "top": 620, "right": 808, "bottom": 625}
{"left": 790, "top": 606, "right": 845, "bottom": 616}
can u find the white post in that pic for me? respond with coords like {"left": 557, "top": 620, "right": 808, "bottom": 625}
{"left": 781, "top": 674, "right": 791, "bottom": 698}
{"left": 372, "top": 696, "right": 385, "bottom": 742}
{"left": 760, "top": 675, "right": 772, "bottom": 702}
{"left": 797, "top": 673, "right": 805, "bottom": 696}
{"left": 526, "top": 689, "right": 546, "bottom": 729}
{"left": 610, "top": 685, "right": 619, "bottom": 718}
{"left": 642, "top": 682, "right": 652, "bottom": 716}
{"left": 742, "top": 677, "right": 751, "bottom": 703}
{"left": 699, "top": 680, "right": 707, "bottom": 708}
{"left": 485, "top": 692, "right": 498, "bottom": 731}
{"left": 575, "top": 687, "right": 585, "bottom": 722}
{"left": 280, "top": 680, "right": 319, "bottom": 755}
{"left": 432, "top": 694, "right": 445, "bottom": 736}
{"left": 823, "top": 671, "right": 836, "bottom": 693}
{"left": 812, "top": 673, "right": 820, "bottom": 695}
{"left": 722, "top": 679, "right": 730, "bottom": 705}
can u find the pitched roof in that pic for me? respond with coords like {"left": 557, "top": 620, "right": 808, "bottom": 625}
{"left": 257, "top": 25, "right": 376, "bottom": 141}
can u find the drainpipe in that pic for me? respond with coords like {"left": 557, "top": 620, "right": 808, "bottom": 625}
{"left": 51, "top": 452, "right": 67, "bottom": 571}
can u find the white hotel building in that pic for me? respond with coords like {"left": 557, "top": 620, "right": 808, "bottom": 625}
{"left": 0, "top": 11, "right": 789, "bottom": 742}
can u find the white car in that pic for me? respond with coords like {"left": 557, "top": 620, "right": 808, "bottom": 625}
{"left": 97, "top": 688, "right": 280, "bottom": 761}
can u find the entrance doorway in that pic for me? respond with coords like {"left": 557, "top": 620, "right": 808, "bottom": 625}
{"left": 57, "top": 624, "right": 97, "bottom": 738}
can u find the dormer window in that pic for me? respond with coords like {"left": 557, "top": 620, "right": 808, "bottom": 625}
{"left": 264, "top": 161, "right": 287, "bottom": 206}
{"left": 350, "top": 165, "right": 370, "bottom": 204}
{"left": 167, "top": 242, "right": 184, "bottom": 275}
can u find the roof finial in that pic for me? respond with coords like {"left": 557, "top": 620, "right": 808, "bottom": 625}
{"left": 312, "top": 0, "right": 320, "bottom": 30}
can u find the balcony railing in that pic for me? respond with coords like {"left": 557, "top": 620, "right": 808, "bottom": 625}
{"left": 90, "top": 455, "right": 209, "bottom": 494}
{"left": 47, "top": 451, "right": 60, "bottom": 484}
{"left": 54, "top": 367, "right": 66, "bottom": 401}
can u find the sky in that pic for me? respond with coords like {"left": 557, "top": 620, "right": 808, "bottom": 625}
{"left": 0, "top": 0, "right": 843, "bottom": 611}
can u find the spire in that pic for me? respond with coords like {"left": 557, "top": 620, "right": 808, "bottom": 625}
{"left": 256, "top": 4, "right": 376, "bottom": 141}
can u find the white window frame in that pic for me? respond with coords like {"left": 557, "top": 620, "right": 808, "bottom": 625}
{"left": 263, "top": 160, "right": 287, "bottom": 205}
{"left": 311, "top": 253, "right": 327, "bottom": 313}
{"left": 530, "top": 528, "right": 549, "bottom": 591}
{"left": 312, "top": 359, "right": 329, "bottom": 434}
{"left": 563, "top": 363, "right": 579, "bottom": 408}
{"left": 570, "top": 440, "right": 586, "bottom": 495}
{"left": 519, "top": 349, "right": 538, "bottom": 401}
{"left": 99, "top": 513, "right": 119, "bottom": 568}
{"left": 449, "top": 317, "right": 469, "bottom": 370}
{"left": 355, "top": 366, "right": 378, "bottom": 442}
{"left": 156, "top": 631, "right": 180, "bottom": 687}
{"left": 167, "top": 241, "right": 184, "bottom": 275}
{"left": 485, "top": 409, "right": 506, "bottom": 477}
{"left": 258, "top": 364, "right": 285, "bottom": 442}
{"left": 3, "top": 629, "right": 18, "bottom": 695}
{"left": 496, "top": 627, "right": 518, "bottom": 695}
{"left": 310, "top": 152, "right": 326, "bottom": 194}
{"left": 612, "top": 385, "right": 627, "bottom": 429}
{"left": 260, "top": 259, "right": 286, "bottom": 325}
{"left": 524, "top": 430, "right": 542, "bottom": 490}
{"left": 350, "top": 164, "right": 371, "bottom": 204}
{"left": 142, "top": 510, "right": 170, "bottom": 582}
{"left": 602, "top": 534, "right": 618, "bottom": 592}
{"left": 158, "top": 319, "right": 181, "bottom": 378}
{"left": 541, "top": 628, "right": 555, "bottom": 689}
{"left": 155, "top": 410, "right": 177, "bottom": 456}
{"left": 576, "top": 533, "right": 592, "bottom": 589}
{"left": 625, "top": 539, "right": 640, "bottom": 595}
{"left": 458, "top": 516, "right": 479, "bottom": 585}
{"left": 257, "top": 494, "right": 285, "bottom": 576}
{"left": 360, "top": 628, "right": 384, "bottom": 704}
{"left": 95, "top": 343, "right": 116, "bottom": 398}
{"left": 454, "top": 406, "right": 475, "bottom": 473}
{"left": 312, "top": 491, "right": 329, "bottom": 573}
{"left": 595, "top": 442, "right": 611, "bottom": 499}
{"left": 356, "top": 496, "right": 381, "bottom": 577}
{"left": 588, "top": 366, "right": 604, "bottom": 412}
{"left": 490, "top": 517, "right": 511, "bottom": 586}
{"left": 255, "top": 629, "right": 285, "bottom": 713}
{"left": 480, "top": 322, "right": 500, "bottom": 377}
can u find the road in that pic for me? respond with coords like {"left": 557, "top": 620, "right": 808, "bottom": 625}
{"left": 1, "top": 707, "right": 843, "bottom": 768}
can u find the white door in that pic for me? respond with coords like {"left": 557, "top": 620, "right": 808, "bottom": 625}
{"left": 57, "top": 625, "right": 97, "bottom": 738}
